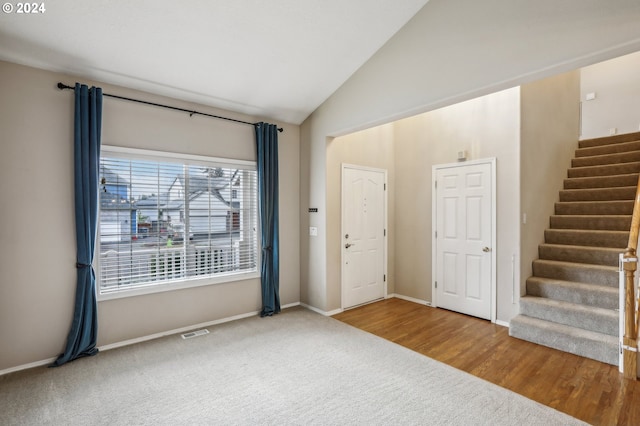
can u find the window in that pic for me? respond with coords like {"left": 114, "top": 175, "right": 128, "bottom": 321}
{"left": 98, "top": 146, "right": 258, "bottom": 297}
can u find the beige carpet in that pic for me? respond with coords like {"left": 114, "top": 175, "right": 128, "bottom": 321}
{"left": 0, "top": 307, "right": 585, "bottom": 425}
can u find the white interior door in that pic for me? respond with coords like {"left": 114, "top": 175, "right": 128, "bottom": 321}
{"left": 433, "top": 159, "right": 495, "bottom": 320}
{"left": 342, "top": 165, "right": 386, "bottom": 309}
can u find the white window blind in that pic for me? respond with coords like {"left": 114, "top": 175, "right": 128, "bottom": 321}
{"left": 98, "top": 147, "right": 258, "bottom": 295}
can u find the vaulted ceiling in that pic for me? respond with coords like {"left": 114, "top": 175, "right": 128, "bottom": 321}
{"left": 0, "top": 0, "right": 429, "bottom": 124}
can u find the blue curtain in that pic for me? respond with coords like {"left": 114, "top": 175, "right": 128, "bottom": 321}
{"left": 52, "top": 84, "right": 102, "bottom": 367}
{"left": 255, "top": 123, "right": 280, "bottom": 317}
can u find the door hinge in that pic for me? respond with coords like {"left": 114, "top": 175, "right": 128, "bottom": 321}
{"left": 384, "top": 229, "right": 386, "bottom": 236}
{"left": 384, "top": 274, "right": 386, "bottom": 282}
{"left": 435, "top": 180, "right": 437, "bottom": 188}
{"left": 384, "top": 183, "right": 387, "bottom": 191}
{"left": 435, "top": 281, "right": 438, "bottom": 288}
{"left": 435, "top": 231, "right": 437, "bottom": 238}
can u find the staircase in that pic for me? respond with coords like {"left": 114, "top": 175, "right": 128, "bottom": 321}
{"left": 510, "top": 132, "right": 640, "bottom": 366}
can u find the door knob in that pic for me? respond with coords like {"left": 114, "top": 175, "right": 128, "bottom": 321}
{"left": 482, "top": 247, "right": 491, "bottom": 252}
{"left": 345, "top": 243, "right": 354, "bottom": 249}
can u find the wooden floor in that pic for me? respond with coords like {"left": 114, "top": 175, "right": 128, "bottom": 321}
{"left": 332, "top": 298, "right": 640, "bottom": 426}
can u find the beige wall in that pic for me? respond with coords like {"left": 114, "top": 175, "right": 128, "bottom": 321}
{"left": 326, "top": 124, "right": 396, "bottom": 308}
{"left": 580, "top": 51, "right": 640, "bottom": 139}
{"left": 0, "top": 60, "right": 300, "bottom": 371}
{"left": 324, "top": 80, "right": 577, "bottom": 323}
{"left": 300, "top": 0, "right": 640, "bottom": 313}
{"left": 394, "top": 88, "right": 521, "bottom": 321}
{"left": 520, "top": 72, "right": 581, "bottom": 293}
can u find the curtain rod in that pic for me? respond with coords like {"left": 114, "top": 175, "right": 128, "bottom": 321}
{"left": 57, "top": 82, "right": 283, "bottom": 133}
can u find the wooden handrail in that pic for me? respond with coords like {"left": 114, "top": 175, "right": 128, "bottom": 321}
{"left": 622, "top": 175, "right": 640, "bottom": 379}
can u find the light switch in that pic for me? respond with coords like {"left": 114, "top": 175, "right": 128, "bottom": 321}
{"left": 309, "top": 227, "right": 318, "bottom": 237}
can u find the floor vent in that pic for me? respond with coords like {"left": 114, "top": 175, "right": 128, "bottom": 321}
{"left": 181, "top": 329, "right": 210, "bottom": 339}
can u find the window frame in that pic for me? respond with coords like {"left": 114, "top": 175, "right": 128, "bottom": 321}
{"left": 96, "top": 145, "right": 260, "bottom": 301}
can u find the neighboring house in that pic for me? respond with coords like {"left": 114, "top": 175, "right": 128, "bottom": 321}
{"left": 98, "top": 165, "right": 242, "bottom": 240}
{"left": 99, "top": 165, "right": 136, "bottom": 241}
{"left": 166, "top": 169, "right": 242, "bottom": 237}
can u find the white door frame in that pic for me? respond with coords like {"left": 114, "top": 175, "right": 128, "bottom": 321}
{"left": 431, "top": 158, "right": 497, "bottom": 323}
{"left": 341, "top": 163, "right": 388, "bottom": 309}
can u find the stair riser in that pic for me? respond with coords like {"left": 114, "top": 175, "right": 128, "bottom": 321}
{"left": 572, "top": 151, "right": 640, "bottom": 168}
{"left": 526, "top": 278, "right": 618, "bottom": 310}
{"left": 538, "top": 245, "right": 619, "bottom": 267}
{"left": 544, "top": 230, "right": 628, "bottom": 248}
{"left": 559, "top": 187, "right": 636, "bottom": 202}
{"left": 575, "top": 140, "right": 640, "bottom": 158}
{"left": 549, "top": 216, "right": 631, "bottom": 231}
{"left": 519, "top": 299, "right": 618, "bottom": 336}
{"left": 532, "top": 261, "right": 618, "bottom": 287}
{"left": 509, "top": 318, "right": 618, "bottom": 365}
{"left": 555, "top": 201, "right": 633, "bottom": 215}
{"left": 564, "top": 174, "right": 639, "bottom": 189}
{"left": 568, "top": 162, "right": 640, "bottom": 178}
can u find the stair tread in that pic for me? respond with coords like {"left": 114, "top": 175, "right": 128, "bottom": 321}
{"left": 550, "top": 214, "right": 631, "bottom": 218}
{"left": 520, "top": 295, "right": 617, "bottom": 317}
{"left": 509, "top": 315, "right": 618, "bottom": 365}
{"left": 559, "top": 186, "right": 637, "bottom": 202}
{"left": 545, "top": 228, "right": 628, "bottom": 234}
{"left": 533, "top": 258, "right": 618, "bottom": 271}
{"left": 560, "top": 185, "right": 636, "bottom": 193}
{"left": 564, "top": 173, "right": 639, "bottom": 189}
{"left": 539, "top": 243, "right": 622, "bottom": 253}
{"left": 555, "top": 200, "right": 633, "bottom": 205}
{"left": 549, "top": 215, "right": 632, "bottom": 231}
{"left": 579, "top": 132, "right": 640, "bottom": 148}
{"left": 554, "top": 200, "right": 633, "bottom": 216}
{"left": 568, "top": 162, "right": 640, "bottom": 178}
{"left": 576, "top": 140, "right": 640, "bottom": 157}
{"left": 572, "top": 151, "right": 640, "bottom": 167}
{"left": 527, "top": 275, "right": 618, "bottom": 288}
{"left": 510, "top": 315, "right": 617, "bottom": 343}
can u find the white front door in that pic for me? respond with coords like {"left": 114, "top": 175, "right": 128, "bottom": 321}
{"left": 433, "top": 159, "right": 495, "bottom": 320}
{"left": 342, "top": 165, "right": 386, "bottom": 309}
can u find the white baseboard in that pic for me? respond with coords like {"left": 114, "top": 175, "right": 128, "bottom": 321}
{"left": 299, "top": 302, "right": 343, "bottom": 316}
{"left": 391, "top": 293, "right": 432, "bottom": 306}
{"left": 495, "top": 319, "right": 510, "bottom": 328}
{"left": 0, "top": 356, "right": 58, "bottom": 376}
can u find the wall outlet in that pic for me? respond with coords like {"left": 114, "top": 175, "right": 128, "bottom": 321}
{"left": 609, "top": 127, "right": 617, "bottom": 135}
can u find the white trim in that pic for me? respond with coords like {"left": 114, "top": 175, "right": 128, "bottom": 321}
{"left": 495, "top": 320, "right": 510, "bottom": 328}
{"left": 300, "top": 303, "right": 343, "bottom": 317}
{"left": 341, "top": 163, "right": 388, "bottom": 310}
{"left": 98, "top": 272, "right": 260, "bottom": 301}
{"left": 432, "top": 158, "right": 498, "bottom": 323}
{"left": 0, "top": 357, "right": 57, "bottom": 376}
{"left": 392, "top": 294, "right": 432, "bottom": 306}
{"left": 102, "top": 145, "right": 256, "bottom": 170}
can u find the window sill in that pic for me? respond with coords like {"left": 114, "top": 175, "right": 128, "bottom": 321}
{"left": 97, "top": 271, "right": 260, "bottom": 301}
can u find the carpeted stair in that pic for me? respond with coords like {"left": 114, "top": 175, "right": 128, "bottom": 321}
{"left": 510, "top": 132, "right": 640, "bottom": 366}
